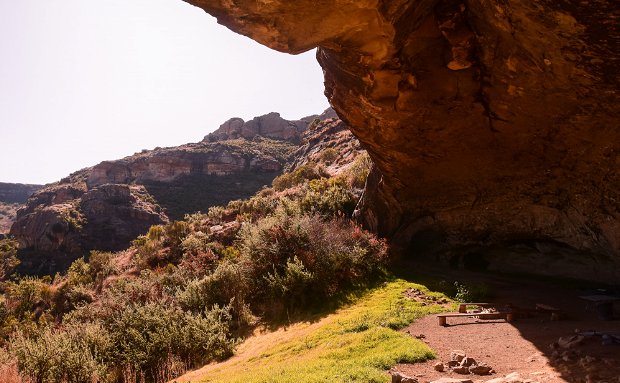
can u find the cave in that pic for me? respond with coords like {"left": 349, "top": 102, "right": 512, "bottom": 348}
{"left": 182, "top": 0, "right": 619, "bottom": 283}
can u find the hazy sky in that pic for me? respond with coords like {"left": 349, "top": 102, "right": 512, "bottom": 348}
{"left": 0, "top": 0, "right": 329, "bottom": 184}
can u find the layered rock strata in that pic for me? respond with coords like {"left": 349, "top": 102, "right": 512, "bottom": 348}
{"left": 185, "top": 0, "right": 620, "bottom": 282}
{"left": 10, "top": 183, "right": 167, "bottom": 254}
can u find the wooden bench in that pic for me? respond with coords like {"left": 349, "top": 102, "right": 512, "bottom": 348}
{"left": 437, "top": 311, "right": 514, "bottom": 326}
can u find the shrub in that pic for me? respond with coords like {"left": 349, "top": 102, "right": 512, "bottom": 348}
{"left": 0, "top": 239, "right": 20, "bottom": 282}
{"left": 133, "top": 221, "right": 191, "bottom": 268}
{"left": 176, "top": 261, "right": 253, "bottom": 328}
{"left": 4, "top": 277, "right": 53, "bottom": 323}
{"left": 272, "top": 162, "right": 327, "bottom": 191}
{"left": 319, "top": 147, "right": 338, "bottom": 164}
{"left": 87, "top": 251, "right": 116, "bottom": 287}
{"left": 300, "top": 178, "right": 357, "bottom": 217}
{"left": 342, "top": 151, "right": 372, "bottom": 189}
{"left": 237, "top": 210, "right": 388, "bottom": 313}
{"left": 10, "top": 323, "right": 111, "bottom": 383}
{"left": 108, "top": 303, "right": 236, "bottom": 381}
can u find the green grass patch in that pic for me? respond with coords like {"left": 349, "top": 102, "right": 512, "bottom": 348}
{"left": 195, "top": 279, "right": 450, "bottom": 383}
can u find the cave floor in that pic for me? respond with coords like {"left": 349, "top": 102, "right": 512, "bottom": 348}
{"left": 395, "top": 266, "right": 620, "bottom": 383}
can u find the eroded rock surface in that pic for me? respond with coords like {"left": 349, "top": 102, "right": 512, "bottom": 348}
{"left": 205, "top": 112, "right": 317, "bottom": 144}
{"left": 10, "top": 184, "right": 167, "bottom": 255}
{"left": 184, "top": 0, "right": 620, "bottom": 282}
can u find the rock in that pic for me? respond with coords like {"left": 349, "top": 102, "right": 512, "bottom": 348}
{"left": 430, "top": 378, "right": 474, "bottom": 383}
{"left": 452, "top": 366, "right": 471, "bottom": 374}
{"left": 390, "top": 372, "right": 418, "bottom": 383}
{"left": 447, "top": 360, "right": 460, "bottom": 368}
{"left": 450, "top": 350, "right": 467, "bottom": 363}
{"left": 288, "top": 116, "right": 364, "bottom": 177}
{"left": 11, "top": 184, "right": 167, "bottom": 257}
{"left": 433, "top": 362, "right": 444, "bottom": 372}
{"left": 469, "top": 365, "right": 493, "bottom": 375}
{"left": 0, "top": 182, "right": 42, "bottom": 204}
{"left": 504, "top": 372, "right": 525, "bottom": 383}
{"left": 206, "top": 112, "right": 313, "bottom": 144}
{"left": 558, "top": 335, "right": 585, "bottom": 349}
{"left": 460, "top": 357, "right": 476, "bottom": 367}
{"left": 186, "top": 0, "right": 620, "bottom": 284}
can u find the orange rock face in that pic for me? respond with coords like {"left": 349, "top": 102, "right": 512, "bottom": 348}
{"left": 184, "top": 0, "right": 619, "bottom": 281}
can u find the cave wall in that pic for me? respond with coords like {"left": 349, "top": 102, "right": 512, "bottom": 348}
{"left": 184, "top": 0, "right": 619, "bottom": 282}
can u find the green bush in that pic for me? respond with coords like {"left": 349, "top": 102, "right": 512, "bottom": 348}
{"left": 0, "top": 239, "right": 19, "bottom": 282}
{"left": 10, "top": 323, "right": 111, "bottom": 383}
{"left": 342, "top": 151, "right": 372, "bottom": 189}
{"left": 4, "top": 277, "right": 52, "bottom": 323}
{"left": 272, "top": 162, "right": 327, "bottom": 191}
{"left": 319, "top": 147, "right": 338, "bottom": 164}
{"left": 176, "top": 261, "right": 253, "bottom": 328}
{"left": 300, "top": 178, "right": 357, "bottom": 217}
{"left": 108, "top": 303, "right": 236, "bottom": 381}
{"left": 237, "top": 210, "right": 388, "bottom": 313}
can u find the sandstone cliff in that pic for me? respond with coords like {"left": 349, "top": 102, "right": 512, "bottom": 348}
{"left": 0, "top": 182, "right": 42, "bottom": 204}
{"left": 205, "top": 112, "right": 316, "bottom": 144}
{"left": 11, "top": 183, "right": 167, "bottom": 254}
{"left": 9, "top": 111, "right": 340, "bottom": 264}
{"left": 289, "top": 114, "right": 365, "bottom": 177}
{"left": 184, "top": 0, "right": 619, "bottom": 282}
{"left": 0, "top": 183, "right": 43, "bottom": 235}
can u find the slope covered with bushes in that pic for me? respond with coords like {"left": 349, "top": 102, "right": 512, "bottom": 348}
{"left": 0, "top": 156, "right": 393, "bottom": 383}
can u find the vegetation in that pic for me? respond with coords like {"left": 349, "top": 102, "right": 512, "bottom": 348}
{"left": 193, "top": 279, "right": 448, "bottom": 383}
{"left": 0, "top": 156, "right": 405, "bottom": 383}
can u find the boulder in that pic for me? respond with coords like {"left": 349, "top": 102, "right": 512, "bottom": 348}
{"left": 450, "top": 350, "right": 467, "bottom": 363}
{"left": 430, "top": 378, "right": 474, "bottom": 383}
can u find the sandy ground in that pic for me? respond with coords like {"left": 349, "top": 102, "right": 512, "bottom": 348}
{"left": 395, "top": 270, "right": 620, "bottom": 383}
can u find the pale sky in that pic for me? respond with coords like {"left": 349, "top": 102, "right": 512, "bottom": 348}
{"left": 0, "top": 0, "right": 329, "bottom": 185}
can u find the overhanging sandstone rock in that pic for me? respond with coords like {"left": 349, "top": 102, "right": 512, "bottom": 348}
{"left": 184, "top": 0, "right": 619, "bottom": 282}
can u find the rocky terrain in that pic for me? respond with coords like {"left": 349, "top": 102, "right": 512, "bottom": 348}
{"left": 289, "top": 110, "right": 363, "bottom": 176}
{"left": 183, "top": 0, "right": 620, "bottom": 283}
{"left": 205, "top": 111, "right": 318, "bottom": 144}
{"left": 0, "top": 183, "right": 42, "bottom": 235}
{"left": 9, "top": 109, "right": 363, "bottom": 272}
{"left": 0, "top": 202, "right": 20, "bottom": 235}
{"left": 0, "top": 182, "right": 42, "bottom": 204}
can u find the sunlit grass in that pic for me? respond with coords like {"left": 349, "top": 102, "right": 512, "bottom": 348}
{"left": 190, "top": 279, "right": 451, "bottom": 383}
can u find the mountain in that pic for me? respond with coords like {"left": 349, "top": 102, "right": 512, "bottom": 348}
{"left": 9, "top": 109, "right": 363, "bottom": 274}
{"left": 0, "top": 182, "right": 42, "bottom": 204}
{"left": 0, "top": 183, "right": 43, "bottom": 236}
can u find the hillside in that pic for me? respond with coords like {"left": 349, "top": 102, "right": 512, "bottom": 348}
{"left": 8, "top": 109, "right": 364, "bottom": 274}
{"left": 0, "top": 183, "right": 42, "bottom": 204}
{"left": 0, "top": 203, "right": 20, "bottom": 235}
{"left": 0, "top": 183, "right": 43, "bottom": 235}
{"left": 0, "top": 126, "right": 374, "bottom": 383}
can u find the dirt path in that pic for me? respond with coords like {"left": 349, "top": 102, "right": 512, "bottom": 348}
{"left": 394, "top": 270, "right": 620, "bottom": 383}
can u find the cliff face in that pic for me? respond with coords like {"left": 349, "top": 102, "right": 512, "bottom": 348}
{"left": 289, "top": 115, "right": 365, "bottom": 177}
{"left": 205, "top": 112, "right": 317, "bottom": 144}
{"left": 0, "top": 183, "right": 42, "bottom": 204}
{"left": 184, "top": 0, "right": 619, "bottom": 282}
{"left": 9, "top": 112, "right": 324, "bottom": 262}
{"left": 10, "top": 183, "right": 167, "bottom": 254}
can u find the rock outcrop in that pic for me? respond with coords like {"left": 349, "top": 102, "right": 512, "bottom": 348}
{"left": 9, "top": 110, "right": 339, "bottom": 263}
{"left": 184, "top": 0, "right": 620, "bottom": 282}
{"left": 204, "top": 112, "right": 317, "bottom": 144}
{"left": 11, "top": 183, "right": 167, "bottom": 255}
{"left": 85, "top": 139, "right": 291, "bottom": 188}
{"left": 0, "top": 183, "right": 42, "bottom": 204}
{"left": 289, "top": 114, "right": 365, "bottom": 177}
